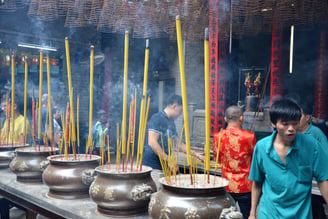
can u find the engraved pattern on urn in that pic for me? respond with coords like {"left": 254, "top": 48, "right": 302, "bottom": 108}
{"left": 159, "top": 205, "right": 171, "bottom": 219}
{"left": 18, "top": 161, "right": 28, "bottom": 171}
{"left": 148, "top": 197, "right": 156, "bottom": 214}
{"left": 104, "top": 188, "right": 114, "bottom": 200}
{"left": 91, "top": 184, "right": 100, "bottom": 196}
{"left": 184, "top": 208, "right": 200, "bottom": 219}
{"left": 130, "top": 183, "right": 153, "bottom": 201}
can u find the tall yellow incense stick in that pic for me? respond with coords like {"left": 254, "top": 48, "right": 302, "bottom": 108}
{"left": 77, "top": 95, "right": 80, "bottom": 148}
{"left": 46, "top": 55, "right": 53, "bottom": 145}
{"left": 121, "top": 30, "right": 129, "bottom": 156}
{"left": 23, "top": 58, "right": 28, "bottom": 143}
{"left": 38, "top": 51, "right": 43, "bottom": 144}
{"left": 65, "top": 38, "right": 76, "bottom": 148}
{"left": 11, "top": 55, "right": 15, "bottom": 144}
{"left": 204, "top": 28, "right": 211, "bottom": 174}
{"left": 88, "top": 45, "right": 94, "bottom": 154}
{"left": 136, "top": 39, "right": 149, "bottom": 168}
{"left": 176, "top": 16, "right": 192, "bottom": 167}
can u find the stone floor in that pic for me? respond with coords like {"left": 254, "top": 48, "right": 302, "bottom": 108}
{"left": 9, "top": 207, "right": 25, "bottom": 219}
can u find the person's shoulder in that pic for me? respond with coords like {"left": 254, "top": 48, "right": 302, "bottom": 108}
{"left": 240, "top": 128, "right": 256, "bottom": 136}
{"left": 149, "top": 111, "right": 165, "bottom": 122}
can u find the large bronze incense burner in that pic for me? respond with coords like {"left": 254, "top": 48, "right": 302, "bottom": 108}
{"left": 42, "top": 154, "right": 100, "bottom": 199}
{"left": 89, "top": 165, "right": 157, "bottom": 216}
{"left": 10, "top": 146, "right": 58, "bottom": 183}
{"left": 149, "top": 174, "right": 243, "bottom": 219}
{"left": 0, "top": 144, "right": 30, "bottom": 169}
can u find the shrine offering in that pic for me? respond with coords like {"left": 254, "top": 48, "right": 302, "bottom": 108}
{"left": 89, "top": 165, "right": 156, "bottom": 216}
{"left": 149, "top": 174, "right": 242, "bottom": 219}
{"left": 10, "top": 146, "right": 58, "bottom": 183}
{"left": 42, "top": 154, "right": 100, "bottom": 199}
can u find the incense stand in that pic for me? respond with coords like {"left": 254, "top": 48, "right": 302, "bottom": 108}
{"left": 42, "top": 154, "right": 100, "bottom": 199}
{"left": 89, "top": 165, "right": 156, "bottom": 216}
{"left": 149, "top": 174, "right": 243, "bottom": 219}
{"left": 0, "top": 144, "right": 30, "bottom": 169}
{"left": 10, "top": 146, "right": 58, "bottom": 183}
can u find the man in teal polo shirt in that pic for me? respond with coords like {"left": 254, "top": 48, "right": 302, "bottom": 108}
{"left": 248, "top": 99, "right": 328, "bottom": 219}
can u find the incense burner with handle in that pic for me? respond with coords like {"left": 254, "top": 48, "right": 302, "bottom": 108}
{"left": 42, "top": 154, "right": 100, "bottom": 199}
{"left": 149, "top": 174, "right": 243, "bottom": 219}
{"left": 0, "top": 144, "right": 30, "bottom": 169}
{"left": 10, "top": 146, "right": 58, "bottom": 183}
{"left": 89, "top": 165, "right": 157, "bottom": 216}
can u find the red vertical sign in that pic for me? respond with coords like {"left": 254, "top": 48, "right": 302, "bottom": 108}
{"left": 217, "top": 36, "right": 227, "bottom": 130}
{"left": 270, "top": 24, "right": 284, "bottom": 106}
{"left": 314, "top": 31, "right": 327, "bottom": 120}
{"left": 209, "top": 0, "right": 219, "bottom": 134}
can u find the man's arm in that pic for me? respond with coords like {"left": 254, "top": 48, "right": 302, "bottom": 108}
{"left": 178, "top": 139, "right": 205, "bottom": 161}
{"left": 248, "top": 181, "right": 262, "bottom": 219}
{"left": 148, "top": 130, "right": 166, "bottom": 159}
{"left": 318, "top": 180, "right": 328, "bottom": 204}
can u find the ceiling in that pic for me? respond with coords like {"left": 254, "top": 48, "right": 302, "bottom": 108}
{"left": 0, "top": 0, "right": 327, "bottom": 43}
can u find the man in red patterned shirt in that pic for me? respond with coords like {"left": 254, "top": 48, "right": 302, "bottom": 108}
{"left": 212, "top": 105, "right": 257, "bottom": 219}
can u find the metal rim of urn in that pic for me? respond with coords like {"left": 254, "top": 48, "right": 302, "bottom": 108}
{"left": 9, "top": 146, "right": 58, "bottom": 183}
{"left": 0, "top": 144, "right": 30, "bottom": 169}
{"left": 148, "top": 174, "right": 243, "bottom": 219}
{"left": 89, "top": 165, "right": 157, "bottom": 217}
{"left": 42, "top": 154, "right": 101, "bottom": 200}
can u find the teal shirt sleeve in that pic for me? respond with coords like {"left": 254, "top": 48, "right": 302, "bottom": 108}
{"left": 249, "top": 142, "right": 265, "bottom": 182}
{"left": 313, "top": 139, "right": 328, "bottom": 182}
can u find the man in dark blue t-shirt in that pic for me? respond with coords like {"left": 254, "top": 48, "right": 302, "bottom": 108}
{"left": 142, "top": 94, "right": 204, "bottom": 171}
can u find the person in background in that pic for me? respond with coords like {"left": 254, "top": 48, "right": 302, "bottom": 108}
{"left": 212, "top": 105, "right": 256, "bottom": 219}
{"left": 0, "top": 93, "right": 30, "bottom": 143}
{"left": 297, "top": 101, "right": 328, "bottom": 219}
{"left": 92, "top": 110, "right": 109, "bottom": 161}
{"left": 248, "top": 99, "right": 328, "bottom": 219}
{"left": 143, "top": 94, "right": 204, "bottom": 172}
{"left": 53, "top": 106, "right": 62, "bottom": 146}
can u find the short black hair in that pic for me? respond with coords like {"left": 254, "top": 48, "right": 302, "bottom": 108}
{"left": 270, "top": 99, "right": 301, "bottom": 125}
{"left": 165, "top": 94, "right": 182, "bottom": 107}
{"left": 225, "top": 105, "right": 243, "bottom": 121}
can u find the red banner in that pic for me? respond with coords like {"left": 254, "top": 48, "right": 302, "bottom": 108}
{"left": 314, "top": 31, "right": 327, "bottom": 120}
{"left": 217, "top": 36, "right": 227, "bottom": 130}
{"left": 270, "top": 24, "right": 284, "bottom": 106}
{"left": 209, "top": 0, "right": 219, "bottom": 134}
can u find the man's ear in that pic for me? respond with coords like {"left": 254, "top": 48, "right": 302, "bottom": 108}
{"left": 224, "top": 116, "right": 227, "bottom": 123}
{"left": 305, "top": 115, "right": 311, "bottom": 122}
{"left": 14, "top": 104, "right": 18, "bottom": 110}
{"left": 271, "top": 122, "right": 276, "bottom": 129}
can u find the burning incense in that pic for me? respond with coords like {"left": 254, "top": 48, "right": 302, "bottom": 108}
{"left": 176, "top": 15, "right": 192, "bottom": 183}
{"left": 87, "top": 45, "right": 95, "bottom": 156}
{"left": 77, "top": 95, "right": 80, "bottom": 155}
{"left": 38, "top": 51, "right": 43, "bottom": 148}
{"left": 289, "top": 25, "right": 294, "bottom": 74}
{"left": 11, "top": 54, "right": 15, "bottom": 145}
{"left": 121, "top": 30, "right": 129, "bottom": 160}
{"left": 65, "top": 103, "right": 70, "bottom": 159}
{"left": 130, "top": 89, "right": 137, "bottom": 170}
{"left": 214, "top": 129, "right": 222, "bottom": 185}
{"left": 46, "top": 55, "right": 53, "bottom": 149}
{"left": 204, "top": 28, "right": 211, "bottom": 176}
{"left": 23, "top": 58, "right": 28, "bottom": 144}
{"left": 107, "top": 135, "right": 110, "bottom": 168}
{"left": 116, "top": 123, "right": 121, "bottom": 169}
{"left": 65, "top": 38, "right": 76, "bottom": 152}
